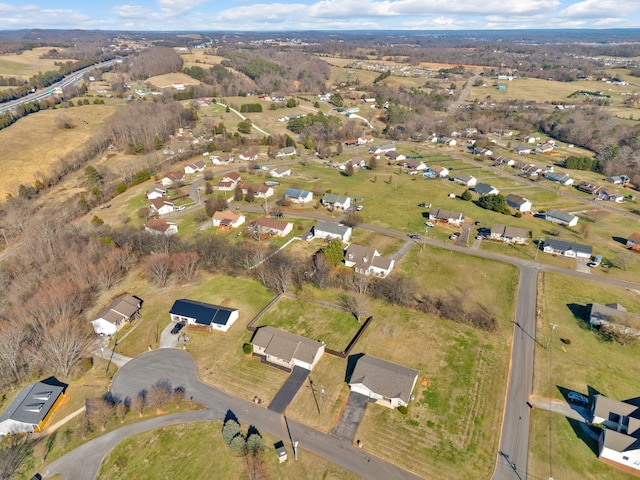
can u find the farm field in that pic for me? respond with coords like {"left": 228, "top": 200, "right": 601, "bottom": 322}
{"left": 0, "top": 47, "right": 74, "bottom": 79}
{"left": 146, "top": 72, "right": 201, "bottom": 89}
{"left": 528, "top": 272, "right": 640, "bottom": 480}
{"left": 0, "top": 104, "right": 119, "bottom": 198}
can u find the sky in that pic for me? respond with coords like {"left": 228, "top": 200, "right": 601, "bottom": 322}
{"left": 0, "top": 0, "right": 640, "bottom": 31}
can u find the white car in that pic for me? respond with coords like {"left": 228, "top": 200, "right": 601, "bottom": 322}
{"left": 450, "top": 233, "right": 460, "bottom": 240}
{"left": 356, "top": 205, "right": 364, "bottom": 211}
{"left": 567, "top": 392, "right": 589, "bottom": 405}
{"left": 425, "top": 222, "right": 435, "bottom": 227}
{"left": 176, "top": 206, "right": 186, "bottom": 211}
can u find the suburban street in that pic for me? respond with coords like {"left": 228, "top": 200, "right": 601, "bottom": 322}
{"left": 46, "top": 349, "right": 423, "bottom": 480}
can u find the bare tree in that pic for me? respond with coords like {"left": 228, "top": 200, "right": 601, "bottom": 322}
{"left": 339, "top": 293, "right": 368, "bottom": 323}
{"left": 91, "top": 257, "right": 122, "bottom": 290}
{"left": 36, "top": 318, "right": 94, "bottom": 378}
{"left": 172, "top": 252, "right": 200, "bottom": 283}
{"left": 147, "top": 379, "right": 173, "bottom": 413}
{"left": 243, "top": 449, "right": 267, "bottom": 480}
{"left": 115, "top": 402, "right": 127, "bottom": 423}
{"left": 347, "top": 272, "right": 370, "bottom": 295}
{"left": 145, "top": 253, "right": 172, "bottom": 286}
{"left": 86, "top": 397, "right": 114, "bottom": 431}
{"left": 172, "top": 386, "right": 186, "bottom": 407}
{"left": 0, "top": 435, "right": 34, "bottom": 480}
{"left": 0, "top": 322, "right": 28, "bottom": 383}
{"left": 612, "top": 252, "right": 634, "bottom": 271}
{"left": 130, "top": 393, "right": 146, "bottom": 417}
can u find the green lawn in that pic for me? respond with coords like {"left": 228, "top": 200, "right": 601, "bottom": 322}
{"left": 529, "top": 272, "right": 640, "bottom": 479}
{"left": 254, "top": 297, "right": 361, "bottom": 350}
{"left": 96, "top": 420, "right": 361, "bottom": 480}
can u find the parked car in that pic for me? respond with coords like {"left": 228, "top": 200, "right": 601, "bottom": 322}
{"left": 356, "top": 205, "right": 364, "bottom": 211}
{"left": 450, "top": 233, "right": 460, "bottom": 240}
{"left": 474, "top": 220, "right": 482, "bottom": 225}
{"left": 567, "top": 391, "right": 589, "bottom": 405}
{"left": 171, "top": 322, "right": 185, "bottom": 335}
{"left": 425, "top": 221, "right": 435, "bottom": 227}
{"left": 476, "top": 236, "right": 483, "bottom": 240}
{"left": 176, "top": 206, "right": 186, "bottom": 211}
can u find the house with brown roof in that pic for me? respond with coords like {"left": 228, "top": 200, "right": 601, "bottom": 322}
{"left": 144, "top": 219, "right": 178, "bottom": 236}
{"left": 161, "top": 171, "right": 184, "bottom": 187}
{"left": 577, "top": 181, "right": 602, "bottom": 195}
{"left": 344, "top": 244, "right": 395, "bottom": 278}
{"left": 505, "top": 194, "right": 532, "bottom": 213}
{"left": 239, "top": 150, "right": 259, "bottom": 161}
{"left": 428, "top": 208, "right": 463, "bottom": 226}
{"left": 91, "top": 294, "right": 142, "bottom": 336}
{"left": 251, "top": 326, "right": 324, "bottom": 371}
{"left": 453, "top": 173, "right": 477, "bottom": 187}
{"left": 348, "top": 354, "right": 419, "bottom": 408}
{"left": 489, "top": 225, "right": 529, "bottom": 244}
{"left": 275, "top": 146, "right": 296, "bottom": 158}
{"left": 597, "top": 189, "right": 625, "bottom": 203}
{"left": 251, "top": 217, "right": 293, "bottom": 237}
{"left": 591, "top": 394, "right": 640, "bottom": 475}
{"left": 270, "top": 166, "right": 292, "bottom": 178}
{"left": 627, "top": 232, "right": 640, "bottom": 251}
{"left": 150, "top": 198, "right": 175, "bottom": 216}
{"left": 212, "top": 210, "right": 245, "bottom": 231}
{"left": 146, "top": 187, "right": 167, "bottom": 200}
{"left": 184, "top": 160, "right": 206, "bottom": 174}
{"left": 242, "top": 184, "right": 274, "bottom": 198}
{"left": 210, "top": 153, "right": 234, "bottom": 165}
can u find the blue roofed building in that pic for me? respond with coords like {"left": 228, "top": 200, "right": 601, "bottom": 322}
{"left": 169, "top": 299, "right": 239, "bottom": 332}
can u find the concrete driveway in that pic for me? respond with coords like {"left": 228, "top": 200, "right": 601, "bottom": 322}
{"left": 331, "top": 391, "right": 369, "bottom": 442}
{"left": 268, "top": 366, "right": 309, "bottom": 414}
{"left": 159, "top": 321, "right": 181, "bottom": 349}
{"left": 576, "top": 257, "right": 591, "bottom": 274}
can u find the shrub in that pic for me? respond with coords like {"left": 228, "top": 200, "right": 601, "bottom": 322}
{"left": 560, "top": 338, "right": 571, "bottom": 345}
{"left": 461, "top": 189, "right": 472, "bottom": 201}
{"left": 242, "top": 343, "right": 252, "bottom": 354}
{"left": 115, "top": 183, "right": 128, "bottom": 194}
{"left": 514, "top": 211, "right": 522, "bottom": 218}
{"left": 397, "top": 405, "right": 409, "bottom": 415}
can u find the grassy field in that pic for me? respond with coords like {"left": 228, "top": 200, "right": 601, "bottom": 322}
{"left": 0, "top": 104, "right": 118, "bottom": 198}
{"left": 254, "top": 297, "right": 361, "bottom": 350}
{"left": 528, "top": 272, "right": 640, "bottom": 480}
{"left": 0, "top": 47, "right": 74, "bottom": 78}
{"left": 146, "top": 72, "right": 201, "bottom": 89}
{"left": 96, "top": 420, "right": 361, "bottom": 480}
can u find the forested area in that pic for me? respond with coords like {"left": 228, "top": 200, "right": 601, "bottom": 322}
{"left": 126, "top": 47, "right": 183, "bottom": 80}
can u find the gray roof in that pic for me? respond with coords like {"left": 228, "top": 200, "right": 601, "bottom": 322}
{"left": 252, "top": 326, "right": 323, "bottom": 365}
{"left": 602, "top": 429, "right": 640, "bottom": 452}
{"left": 345, "top": 244, "right": 377, "bottom": 264}
{"left": 545, "top": 209, "right": 577, "bottom": 224}
{"left": 490, "top": 225, "right": 529, "bottom": 239}
{"left": 474, "top": 183, "right": 497, "bottom": 195}
{"left": 505, "top": 194, "right": 529, "bottom": 207}
{"left": 95, "top": 294, "right": 142, "bottom": 325}
{"left": 454, "top": 173, "right": 475, "bottom": 182}
{"left": 313, "top": 221, "right": 350, "bottom": 237}
{"left": 545, "top": 172, "right": 572, "bottom": 183}
{"left": 322, "top": 193, "right": 350, "bottom": 205}
{"left": 285, "top": 188, "right": 311, "bottom": 200}
{"left": 0, "top": 377, "right": 67, "bottom": 428}
{"left": 429, "top": 208, "right": 463, "bottom": 221}
{"left": 543, "top": 238, "right": 592, "bottom": 255}
{"left": 590, "top": 303, "right": 640, "bottom": 328}
{"left": 349, "top": 354, "right": 418, "bottom": 403}
{"left": 370, "top": 255, "right": 394, "bottom": 270}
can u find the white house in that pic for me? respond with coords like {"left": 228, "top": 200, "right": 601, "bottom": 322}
{"left": 524, "top": 135, "right": 536, "bottom": 143}
{"left": 386, "top": 150, "right": 406, "bottom": 161}
{"left": 348, "top": 355, "right": 419, "bottom": 409}
{"left": 252, "top": 217, "right": 293, "bottom": 237}
{"left": 239, "top": 151, "right": 259, "bottom": 161}
{"left": 545, "top": 208, "right": 579, "bottom": 227}
{"left": 474, "top": 183, "right": 499, "bottom": 196}
{"left": 591, "top": 394, "right": 640, "bottom": 475}
{"left": 515, "top": 145, "right": 531, "bottom": 155}
{"left": 146, "top": 187, "right": 167, "bottom": 200}
{"left": 321, "top": 193, "right": 352, "bottom": 211}
{"left": 210, "top": 153, "right": 234, "bottom": 165}
{"left": 344, "top": 244, "right": 395, "bottom": 278}
{"left": 150, "top": 198, "right": 175, "bottom": 216}
{"left": 453, "top": 173, "right": 477, "bottom": 187}
{"left": 284, "top": 188, "right": 313, "bottom": 204}
{"left": 357, "top": 134, "right": 374, "bottom": 144}
{"left": 489, "top": 225, "right": 529, "bottom": 244}
{"left": 144, "top": 219, "right": 178, "bottom": 236}
{"left": 161, "top": 171, "right": 184, "bottom": 187}
{"left": 545, "top": 172, "right": 574, "bottom": 186}
{"left": 242, "top": 184, "right": 274, "bottom": 198}
{"left": 270, "top": 166, "right": 292, "bottom": 178}
{"left": 424, "top": 165, "right": 450, "bottom": 178}
{"left": 275, "top": 146, "right": 296, "bottom": 158}
{"left": 542, "top": 238, "right": 592, "bottom": 258}
{"left": 506, "top": 194, "right": 532, "bottom": 213}
{"left": 429, "top": 208, "right": 464, "bottom": 226}
{"left": 251, "top": 326, "right": 324, "bottom": 371}
{"left": 169, "top": 299, "right": 238, "bottom": 333}
{"left": 184, "top": 160, "right": 206, "bottom": 174}
{"left": 91, "top": 294, "right": 142, "bottom": 336}
{"left": 312, "top": 222, "right": 352, "bottom": 242}
{"left": 212, "top": 210, "right": 246, "bottom": 229}
{"left": 438, "top": 136, "right": 457, "bottom": 146}
{"left": 597, "top": 189, "right": 625, "bottom": 203}
{"left": 369, "top": 143, "right": 396, "bottom": 154}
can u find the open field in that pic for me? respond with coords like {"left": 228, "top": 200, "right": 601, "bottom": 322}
{"left": 146, "top": 72, "right": 201, "bottom": 89}
{"left": 528, "top": 272, "right": 640, "bottom": 480}
{"left": 254, "top": 297, "right": 360, "bottom": 350}
{"left": 178, "top": 50, "right": 226, "bottom": 68}
{"left": 96, "top": 420, "right": 361, "bottom": 480}
{"left": 0, "top": 47, "right": 74, "bottom": 79}
{"left": 0, "top": 104, "right": 118, "bottom": 198}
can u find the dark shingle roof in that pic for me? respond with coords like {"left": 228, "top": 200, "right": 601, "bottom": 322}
{"left": 349, "top": 355, "right": 418, "bottom": 404}
{"left": 169, "top": 299, "right": 237, "bottom": 327}
{"left": 0, "top": 377, "right": 67, "bottom": 429}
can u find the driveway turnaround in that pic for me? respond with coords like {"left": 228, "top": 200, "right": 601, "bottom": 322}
{"left": 48, "top": 349, "right": 422, "bottom": 480}
{"left": 268, "top": 366, "right": 309, "bottom": 414}
{"left": 331, "top": 391, "right": 369, "bottom": 441}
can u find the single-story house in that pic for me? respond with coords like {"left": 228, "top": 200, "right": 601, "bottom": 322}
{"left": 146, "top": 187, "right": 167, "bottom": 200}
{"left": 275, "top": 146, "right": 296, "bottom": 158}
{"left": 475, "top": 147, "right": 493, "bottom": 157}
{"left": 453, "top": 173, "right": 477, "bottom": 187}
{"left": 627, "top": 232, "right": 640, "bottom": 251}
{"left": 161, "top": 171, "right": 185, "bottom": 187}
{"left": 344, "top": 244, "right": 395, "bottom": 278}
{"left": 252, "top": 217, "right": 293, "bottom": 237}
{"left": 222, "top": 172, "right": 242, "bottom": 185}
{"left": 184, "top": 160, "right": 206, "bottom": 174}
{"left": 212, "top": 210, "right": 246, "bottom": 230}
{"left": 169, "top": 298, "right": 239, "bottom": 333}
{"left": 605, "top": 175, "right": 630, "bottom": 186}
{"left": 474, "top": 183, "right": 499, "bottom": 196}
{"left": 242, "top": 184, "right": 274, "bottom": 198}
{"left": 545, "top": 208, "right": 579, "bottom": 227}
{"left": 348, "top": 354, "right": 419, "bottom": 409}
{"left": 506, "top": 194, "right": 532, "bottom": 213}
{"left": 210, "top": 153, "right": 234, "bottom": 165}
{"left": 489, "top": 225, "right": 529, "bottom": 244}
{"left": 270, "top": 166, "right": 292, "bottom": 178}
{"left": 386, "top": 150, "right": 406, "bottom": 161}
{"left": 321, "top": 193, "right": 352, "bottom": 211}
{"left": 438, "top": 136, "right": 457, "bottom": 146}
{"left": 369, "top": 143, "right": 396, "bottom": 154}
{"left": 536, "top": 141, "right": 555, "bottom": 153}
{"left": 251, "top": 326, "right": 324, "bottom": 371}
{"left": 514, "top": 145, "right": 531, "bottom": 155}
{"left": 0, "top": 377, "right": 68, "bottom": 436}
{"left": 524, "top": 135, "right": 537, "bottom": 144}
{"left": 545, "top": 172, "right": 574, "bottom": 186}
{"left": 589, "top": 303, "right": 640, "bottom": 336}
{"left": 591, "top": 394, "right": 640, "bottom": 474}
{"left": 91, "top": 294, "right": 142, "bottom": 336}
{"left": 150, "top": 198, "right": 175, "bottom": 216}
{"left": 284, "top": 188, "right": 313, "bottom": 204}
{"left": 493, "top": 156, "right": 515, "bottom": 167}
{"left": 358, "top": 134, "right": 374, "bottom": 144}
{"left": 239, "top": 151, "right": 259, "bottom": 161}
{"left": 144, "top": 219, "right": 178, "bottom": 236}
{"left": 520, "top": 163, "right": 543, "bottom": 177}
{"left": 424, "top": 165, "right": 450, "bottom": 178}
{"left": 577, "top": 181, "right": 602, "bottom": 195}
{"left": 429, "top": 208, "right": 463, "bottom": 226}
{"left": 312, "top": 222, "right": 352, "bottom": 242}
{"left": 597, "top": 189, "right": 624, "bottom": 203}
{"left": 542, "top": 238, "right": 592, "bottom": 258}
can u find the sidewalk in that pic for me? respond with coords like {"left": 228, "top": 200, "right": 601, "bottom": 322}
{"left": 38, "top": 407, "right": 86, "bottom": 436}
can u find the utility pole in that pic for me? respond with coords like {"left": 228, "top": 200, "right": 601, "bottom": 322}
{"left": 534, "top": 238, "right": 541, "bottom": 261}
{"left": 320, "top": 385, "right": 325, "bottom": 414}
{"left": 548, "top": 323, "right": 557, "bottom": 348}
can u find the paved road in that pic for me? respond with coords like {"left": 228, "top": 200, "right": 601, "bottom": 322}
{"left": 47, "top": 350, "right": 422, "bottom": 480}
{"left": 492, "top": 266, "right": 538, "bottom": 480}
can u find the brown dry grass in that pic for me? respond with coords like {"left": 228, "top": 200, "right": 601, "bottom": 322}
{"left": 145, "top": 72, "right": 201, "bottom": 89}
{"left": 0, "top": 47, "right": 74, "bottom": 79}
{"left": 0, "top": 104, "right": 118, "bottom": 198}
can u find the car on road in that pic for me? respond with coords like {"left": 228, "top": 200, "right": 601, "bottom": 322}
{"left": 356, "top": 205, "right": 364, "bottom": 211}
{"left": 171, "top": 322, "right": 185, "bottom": 335}
{"left": 176, "top": 206, "right": 186, "bottom": 211}
{"left": 567, "top": 391, "right": 589, "bottom": 405}
{"left": 450, "top": 233, "right": 460, "bottom": 240}
{"left": 408, "top": 234, "right": 421, "bottom": 240}
{"left": 425, "top": 221, "right": 435, "bottom": 227}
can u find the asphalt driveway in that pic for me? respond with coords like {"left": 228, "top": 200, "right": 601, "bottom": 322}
{"left": 331, "top": 391, "right": 369, "bottom": 442}
{"left": 268, "top": 366, "right": 309, "bottom": 414}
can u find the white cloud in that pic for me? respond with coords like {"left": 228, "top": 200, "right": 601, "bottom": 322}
{"left": 559, "top": 0, "right": 640, "bottom": 19}
{"left": 112, "top": 4, "right": 154, "bottom": 19}
{"left": 157, "top": 0, "right": 210, "bottom": 16}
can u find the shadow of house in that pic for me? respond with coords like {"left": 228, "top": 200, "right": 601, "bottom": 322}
{"left": 566, "top": 303, "right": 592, "bottom": 330}
{"left": 566, "top": 417, "right": 601, "bottom": 456}
{"left": 557, "top": 385, "right": 592, "bottom": 422}
{"left": 345, "top": 353, "right": 365, "bottom": 383}
{"left": 612, "top": 236, "right": 628, "bottom": 246}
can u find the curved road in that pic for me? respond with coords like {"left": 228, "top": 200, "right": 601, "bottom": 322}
{"left": 46, "top": 349, "right": 422, "bottom": 480}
